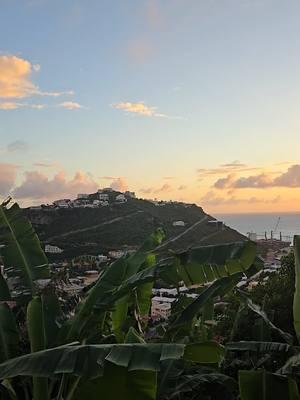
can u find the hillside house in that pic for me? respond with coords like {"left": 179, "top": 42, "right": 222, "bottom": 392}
{"left": 151, "top": 296, "right": 176, "bottom": 320}
{"left": 125, "top": 191, "right": 136, "bottom": 198}
{"left": 108, "top": 250, "right": 125, "bottom": 259}
{"left": 45, "top": 244, "right": 63, "bottom": 254}
{"left": 77, "top": 194, "right": 89, "bottom": 199}
{"left": 115, "top": 194, "right": 127, "bottom": 203}
{"left": 173, "top": 221, "right": 185, "bottom": 227}
{"left": 53, "top": 199, "right": 70, "bottom": 208}
{"left": 99, "top": 193, "right": 109, "bottom": 201}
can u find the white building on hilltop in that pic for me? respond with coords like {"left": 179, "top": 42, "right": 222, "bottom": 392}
{"left": 99, "top": 193, "right": 109, "bottom": 201}
{"left": 115, "top": 194, "right": 127, "bottom": 203}
{"left": 125, "top": 191, "right": 136, "bottom": 198}
{"left": 53, "top": 199, "right": 70, "bottom": 208}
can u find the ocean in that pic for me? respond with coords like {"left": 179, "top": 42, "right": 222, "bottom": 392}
{"left": 215, "top": 213, "right": 300, "bottom": 242}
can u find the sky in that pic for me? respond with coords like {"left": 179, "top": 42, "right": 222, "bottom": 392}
{"left": 1, "top": 0, "right": 300, "bottom": 213}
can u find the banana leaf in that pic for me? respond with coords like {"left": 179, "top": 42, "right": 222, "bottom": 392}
{"left": 237, "top": 290, "right": 293, "bottom": 344}
{"left": 293, "top": 236, "right": 300, "bottom": 338}
{"left": 239, "top": 369, "right": 300, "bottom": 400}
{"left": 0, "top": 303, "right": 19, "bottom": 363}
{"left": 0, "top": 202, "right": 50, "bottom": 301}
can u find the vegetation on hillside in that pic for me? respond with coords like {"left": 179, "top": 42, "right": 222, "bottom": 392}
{"left": 1, "top": 200, "right": 300, "bottom": 399}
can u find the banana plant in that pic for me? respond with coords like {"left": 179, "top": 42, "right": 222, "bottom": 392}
{"left": 0, "top": 201, "right": 262, "bottom": 399}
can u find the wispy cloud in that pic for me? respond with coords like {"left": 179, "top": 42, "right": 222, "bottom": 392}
{"left": 112, "top": 101, "right": 182, "bottom": 119}
{"left": 0, "top": 102, "right": 45, "bottom": 110}
{"left": 7, "top": 140, "right": 28, "bottom": 152}
{"left": 58, "top": 101, "right": 83, "bottom": 110}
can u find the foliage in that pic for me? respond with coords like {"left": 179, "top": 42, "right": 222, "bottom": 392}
{"left": 1, "top": 200, "right": 300, "bottom": 399}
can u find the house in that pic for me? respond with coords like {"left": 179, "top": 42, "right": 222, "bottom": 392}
{"left": 45, "top": 244, "right": 63, "bottom": 254}
{"left": 151, "top": 296, "right": 176, "bottom": 320}
{"left": 99, "top": 193, "right": 109, "bottom": 201}
{"left": 77, "top": 194, "right": 89, "bottom": 199}
{"left": 93, "top": 200, "right": 101, "bottom": 206}
{"left": 97, "top": 254, "right": 108, "bottom": 263}
{"left": 208, "top": 220, "right": 224, "bottom": 230}
{"left": 115, "top": 194, "right": 127, "bottom": 203}
{"left": 100, "top": 200, "right": 109, "bottom": 206}
{"left": 125, "top": 191, "right": 136, "bottom": 198}
{"left": 53, "top": 199, "right": 70, "bottom": 208}
{"left": 172, "top": 221, "right": 185, "bottom": 227}
{"left": 108, "top": 250, "right": 125, "bottom": 259}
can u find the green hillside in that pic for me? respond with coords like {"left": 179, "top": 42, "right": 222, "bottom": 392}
{"left": 26, "top": 191, "right": 246, "bottom": 260}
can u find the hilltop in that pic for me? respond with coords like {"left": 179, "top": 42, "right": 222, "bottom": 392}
{"left": 26, "top": 189, "right": 246, "bottom": 260}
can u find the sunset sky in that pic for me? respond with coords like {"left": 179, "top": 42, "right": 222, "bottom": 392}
{"left": 1, "top": 0, "right": 300, "bottom": 213}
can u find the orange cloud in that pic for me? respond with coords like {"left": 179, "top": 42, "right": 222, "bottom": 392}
{"left": 0, "top": 163, "right": 18, "bottom": 195}
{"left": 110, "top": 177, "right": 127, "bottom": 192}
{"left": 0, "top": 55, "right": 74, "bottom": 102}
{"left": 112, "top": 101, "right": 182, "bottom": 119}
{"left": 213, "top": 165, "right": 300, "bottom": 189}
{"left": 0, "top": 55, "right": 36, "bottom": 98}
{"left": 13, "top": 170, "right": 99, "bottom": 200}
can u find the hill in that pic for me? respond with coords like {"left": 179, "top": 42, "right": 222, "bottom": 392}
{"left": 26, "top": 190, "right": 246, "bottom": 260}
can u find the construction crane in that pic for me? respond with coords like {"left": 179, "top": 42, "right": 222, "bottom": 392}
{"left": 273, "top": 217, "right": 281, "bottom": 234}
{"left": 270, "top": 217, "right": 281, "bottom": 240}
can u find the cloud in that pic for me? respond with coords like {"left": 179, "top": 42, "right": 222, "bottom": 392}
{"left": 154, "top": 183, "right": 172, "bottom": 193}
{"left": 178, "top": 185, "right": 187, "bottom": 191}
{"left": 7, "top": 140, "right": 28, "bottom": 152}
{"left": 33, "top": 162, "right": 57, "bottom": 168}
{"left": 13, "top": 170, "right": 99, "bottom": 200}
{"left": 112, "top": 101, "right": 181, "bottom": 119}
{"left": 0, "top": 55, "right": 36, "bottom": 98}
{"left": 58, "top": 101, "right": 83, "bottom": 110}
{"left": 200, "top": 190, "right": 281, "bottom": 207}
{"left": 220, "top": 161, "right": 247, "bottom": 168}
{"left": 197, "top": 161, "right": 261, "bottom": 177}
{"left": 140, "top": 187, "right": 153, "bottom": 194}
{"left": 110, "top": 177, "right": 127, "bottom": 192}
{"left": 0, "top": 55, "right": 74, "bottom": 104}
{"left": 213, "top": 165, "right": 300, "bottom": 189}
{"left": 0, "top": 163, "right": 18, "bottom": 195}
{"left": 0, "top": 102, "right": 46, "bottom": 110}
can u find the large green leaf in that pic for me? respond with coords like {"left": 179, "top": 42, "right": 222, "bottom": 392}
{"left": 239, "top": 369, "right": 300, "bottom": 400}
{"left": 0, "top": 343, "right": 186, "bottom": 380}
{"left": 184, "top": 341, "right": 225, "bottom": 364}
{"left": 161, "top": 241, "right": 257, "bottom": 287}
{"left": 0, "top": 274, "right": 11, "bottom": 301}
{"left": 67, "top": 229, "right": 165, "bottom": 341}
{"left": 0, "top": 303, "right": 19, "bottom": 363}
{"left": 237, "top": 290, "right": 293, "bottom": 344}
{"left": 293, "top": 236, "right": 300, "bottom": 338}
{"left": 227, "top": 341, "right": 292, "bottom": 353}
{"left": 27, "top": 296, "right": 48, "bottom": 400}
{"left": 0, "top": 202, "right": 50, "bottom": 301}
{"left": 74, "top": 364, "right": 157, "bottom": 400}
{"left": 169, "top": 273, "right": 243, "bottom": 330}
